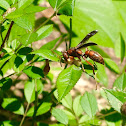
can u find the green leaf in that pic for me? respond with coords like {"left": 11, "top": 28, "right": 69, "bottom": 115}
{"left": 27, "top": 102, "right": 52, "bottom": 116}
{"left": 18, "top": 0, "right": 34, "bottom": 9}
{"left": 24, "top": 80, "right": 35, "bottom": 103}
{"left": 113, "top": 1, "right": 126, "bottom": 57}
{"left": 40, "top": 37, "right": 60, "bottom": 50}
{"left": 8, "top": 24, "right": 27, "bottom": 42}
{"left": 49, "top": 0, "right": 75, "bottom": 16}
{"left": 2, "top": 98, "right": 24, "bottom": 115}
{"left": 0, "top": 77, "right": 12, "bottom": 91}
{"left": 11, "top": 0, "right": 18, "bottom": 4}
{"left": 48, "top": 0, "right": 62, "bottom": 10}
{"left": 80, "top": 92, "right": 98, "bottom": 118}
{"left": 61, "top": 93, "right": 72, "bottom": 110}
{"left": 79, "top": 115, "right": 92, "bottom": 124}
{"left": 0, "top": 0, "right": 10, "bottom": 10}
{"left": 63, "top": 109, "right": 77, "bottom": 125}
{"left": 24, "top": 5, "right": 47, "bottom": 14}
{"left": 113, "top": 72, "right": 126, "bottom": 91}
{"left": 60, "top": 0, "right": 120, "bottom": 48}
{"left": 19, "top": 33, "right": 38, "bottom": 46}
{"left": 13, "top": 13, "right": 34, "bottom": 31}
{"left": 73, "top": 95, "right": 83, "bottom": 117}
{"left": 120, "top": 34, "right": 125, "bottom": 62}
{"left": 14, "top": 56, "right": 24, "bottom": 69}
{"left": 101, "top": 108, "right": 122, "bottom": 126}
{"left": 58, "top": 0, "right": 75, "bottom": 16}
{"left": 51, "top": 108, "right": 68, "bottom": 125}
{"left": 32, "top": 49, "right": 59, "bottom": 61}
{"left": 104, "top": 89, "right": 126, "bottom": 112}
{"left": 6, "top": 9, "right": 24, "bottom": 19}
{"left": 10, "top": 39, "right": 20, "bottom": 50}
{"left": 23, "top": 66, "right": 44, "bottom": 79}
{"left": 17, "top": 47, "right": 32, "bottom": 55}
{"left": 0, "top": 60, "right": 10, "bottom": 76}
{"left": 9, "top": 54, "right": 26, "bottom": 73}
{"left": 57, "top": 65, "right": 82, "bottom": 101}
{"left": 0, "top": 121, "right": 19, "bottom": 126}
{"left": 36, "top": 79, "right": 43, "bottom": 94}
{"left": 104, "top": 58, "right": 120, "bottom": 74}
{"left": 36, "top": 25, "right": 53, "bottom": 40}
{"left": 0, "top": 53, "right": 12, "bottom": 68}
{"left": 6, "top": 5, "right": 46, "bottom": 19}
{"left": 96, "top": 63, "right": 108, "bottom": 87}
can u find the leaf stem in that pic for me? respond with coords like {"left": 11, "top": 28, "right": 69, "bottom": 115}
{"left": 97, "top": 110, "right": 117, "bottom": 119}
{"left": 19, "top": 103, "right": 30, "bottom": 126}
{"left": 32, "top": 79, "right": 38, "bottom": 126}
{"left": 69, "top": 18, "right": 72, "bottom": 49}
{"left": 0, "top": 21, "right": 14, "bottom": 51}
{"left": 0, "top": 24, "right": 3, "bottom": 42}
{"left": 34, "top": 12, "right": 56, "bottom": 32}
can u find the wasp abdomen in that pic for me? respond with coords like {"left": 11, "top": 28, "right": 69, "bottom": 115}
{"left": 88, "top": 51, "right": 104, "bottom": 65}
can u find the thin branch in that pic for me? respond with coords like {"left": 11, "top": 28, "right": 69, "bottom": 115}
{"left": 0, "top": 24, "right": 3, "bottom": 42}
{"left": 19, "top": 103, "right": 30, "bottom": 126}
{"left": 0, "top": 21, "right": 14, "bottom": 51}
{"left": 34, "top": 12, "right": 56, "bottom": 32}
{"left": 97, "top": 111, "right": 117, "bottom": 119}
{"left": 32, "top": 80, "right": 38, "bottom": 126}
{"left": 69, "top": 18, "right": 72, "bottom": 49}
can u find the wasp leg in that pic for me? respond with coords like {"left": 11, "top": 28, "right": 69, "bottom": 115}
{"left": 77, "top": 56, "right": 85, "bottom": 72}
{"left": 82, "top": 56, "right": 95, "bottom": 74}
{"left": 82, "top": 56, "right": 98, "bottom": 90}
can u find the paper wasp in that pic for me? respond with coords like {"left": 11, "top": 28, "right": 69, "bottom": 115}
{"left": 62, "top": 30, "right": 104, "bottom": 76}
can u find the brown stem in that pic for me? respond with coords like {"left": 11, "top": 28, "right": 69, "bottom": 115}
{"left": 19, "top": 103, "right": 30, "bottom": 126}
{"left": 0, "top": 21, "right": 14, "bottom": 51}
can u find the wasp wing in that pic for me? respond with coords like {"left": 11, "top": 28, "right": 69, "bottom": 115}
{"left": 76, "top": 42, "right": 97, "bottom": 49}
{"left": 76, "top": 30, "right": 98, "bottom": 49}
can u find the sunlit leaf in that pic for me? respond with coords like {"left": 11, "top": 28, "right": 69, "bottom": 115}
{"left": 73, "top": 95, "right": 83, "bottom": 117}
{"left": 27, "top": 102, "right": 52, "bottom": 116}
{"left": 13, "top": 13, "right": 34, "bottom": 31}
{"left": 51, "top": 108, "right": 68, "bottom": 125}
{"left": 0, "top": 0, "right": 10, "bottom": 10}
{"left": 57, "top": 65, "right": 82, "bottom": 101}
{"left": 104, "top": 58, "right": 120, "bottom": 74}
{"left": 104, "top": 89, "right": 126, "bottom": 112}
{"left": 40, "top": 37, "right": 60, "bottom": 50}
{"left": 113, "top": 72, "right": 126, "bottom": 91}
{"left": 80, "top": 92, "right": 98, "bottom": 117}
{"left": 96, "top": 63, "right": 108, "bottom": 87}
{"left": 19, "top": 33, "right": 38, "bottom": 46}
{"left": 36, "top": 25, "right": 53, "bottom": 40}
{"left": 60, "top": 0, "right": 120, "bottom": 48}
{"left": 24, "top": 80, "right": 35, "bottom": 103}
{"left": 2, "top": 98, "right": 24, "bottom": 115}
{"left": 120, "top": 34, "right": 125, "bottom": 62}
{"left": 23, "top": 66, "right": 44, "bottom": 79}
{"left": 61, "top": 93, "right": 72, "bottom": 110}
{"left": 18, "top": 0, "right": 33, "bottom": 9}
{"left": 32, "top": 49, "right": 59, "bottom": 61}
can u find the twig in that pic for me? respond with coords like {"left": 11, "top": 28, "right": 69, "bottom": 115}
{"left": 0, "top": 21, "right": 14, "bottom": 51}
{"left": 97, "top": 110, "right": 117, "bottom": 119}
{"left": 19, "top": 103, "right": 30, "bottom": 126}
{"left": 69, "top": 18, "right": 72, "bottom": 49}
{"left": 32, "top": 80, "right": 38, "bottom": 126}
{"left": 0, "top": 24, "right": 3, "bottom": 42}
{"left": 34, "top": 12, "right": 56, "bottom": 32}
